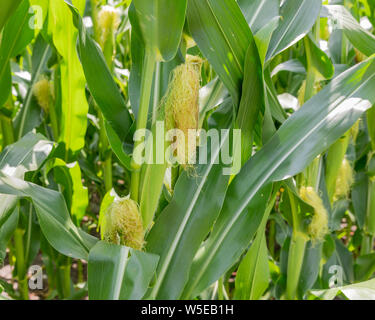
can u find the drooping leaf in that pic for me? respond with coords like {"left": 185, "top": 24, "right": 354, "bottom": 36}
{"left": 0, "top": 132, "right": 54, "bottom": 227}
{"left": 0, "top": 173, "right": 97, "bottom": 260}
{"left": 324, "top": 5, "right": 375, "bottom": 57}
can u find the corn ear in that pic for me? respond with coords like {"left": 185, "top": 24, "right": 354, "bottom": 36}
{"left": 300, "top": 186, "right": 329, "bottom": 242}
{"left": 102, "top": 197, "right": 144, "bottom": 250}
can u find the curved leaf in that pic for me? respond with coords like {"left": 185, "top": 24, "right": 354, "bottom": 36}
{"left": 238, "top": 0, "right": 279, "bottom": 34}
{"left": 0, "top": 173, "right": 97, "bottom": 260}
{"left": 325, "top": 5, "right": 375, "bottom": 57}
{"left": 266, "top": 0, "right": 321, "bottom": 61}
{"left": 183, "top": 57, "right": 375, "bottom": 298}
{"left": 132, "top": 0, "right": 187, "bottom": 62}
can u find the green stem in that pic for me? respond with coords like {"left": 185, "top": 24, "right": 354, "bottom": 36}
{"left": 286, "top": 232, "right": 307, "bottom": 300}
{"left": 130, "top": 52, "right": 156, "bottom": 202}
{"left": 269, "top": 219, "right": 276, "bottom": 258}
{"left": 59, "top": 257, "right": 71, "bottom": 299}
{"left": 77, "top": 260, "right": 84, "bottom": 284}
{"left": 14, "top": 228, "right": 28, "bottom": 300}
{"left": 218, "top": 277, "right": 224, "bottom": 300}
{"left": 303, "top": 37, "right": 316, "bottom": 102}
{"left": 99, "top": 112, "right": 112, "bottom": 191}
{"left": 286, "top": 189, "right": 308, "bottom": 300}
{"left": 49, "top": 101, "right": 59, "bottom": 140}
{"left": 0, "top": 115, "right": 14, "bottom": 147}
{"left": 366, "top": 178, "right": 375, "bottom": 241}
{"left": 90, "top": 0, "right": 100, "bottom": 43}
{"left": 98, "top": 17, "right": 117, "bottom": 192}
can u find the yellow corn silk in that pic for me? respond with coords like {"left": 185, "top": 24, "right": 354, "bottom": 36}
{"left": 299, "top": 186, "right": 329, "bottom": 242}
{"left": 97, "top": 5, "right": 120, "bottom": 46}
{"left": 334, "top": 158, "right": 353, "bottom": 201}
{"left": 101, "top": 198, "right": 144, "bottom": 250}
{"left": 163, "top": 55, "right": 203, "bottom": 168}
{"left": 33, "top": 78, "right": 53, "bottom": 113}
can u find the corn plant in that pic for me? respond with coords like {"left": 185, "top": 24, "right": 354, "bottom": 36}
{"left": 1, "top": 0, "right": 375, "bottom": 301}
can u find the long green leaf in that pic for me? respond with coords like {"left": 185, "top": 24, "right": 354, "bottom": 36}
{"left": 88, "top": 241, "right": 159, "bottom": 300}
{"left": 238, "top": 0, "right": 279, "bottom": 34}
{"left": 183, "top": 57, "right": 375, "bottom": 298}
{"left": 0, "top": 132, "right": 54, "bottom": 226}
{"left": 311, "top": 278, "right": 375, "bottom": 300}
{"left": 15, "top": 35, "right": 51, "bottom": 139}
{"left": 0, "top": 0, "right": 35, "bottom": 106}
{"left": 187, "top": 0, "right": 253, "bottom": 105}
{"left": 0, "top": 173, "right": 97, "bottom": 260}
{"left": 68, "top": 3, "right": 134, "bottom": 143}
{"left": 132, "top": 0, "right": 187, "bottom": 62}
{"left": 48, "top": 0, "right": 88, "bottom": 157}
{"left": 324, "top": 5, "right": 375, "bottom": 57}
{"left": 234, "top": 214, "right": 270, "bottom": 300}
{"left": 146, "top": 101, "right": 233, "bottom": 300}
{"left": 266, "top": 0, "right": 321, "bottom": 61}
{"left": 0, "top": 0, "right": 23, "bottom": 31}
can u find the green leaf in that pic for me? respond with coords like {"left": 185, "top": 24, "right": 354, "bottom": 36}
{"left": 48, "top": 0, "right": 88, "bottom": 157}
{"left": 0, "top": 132, "right": 54, "bottom": 226}
{"left": 298, "top": 242, "right": 322, "bottom": 298}
{"left": 0, "top": 132, "right": 54, "bottom": 177}
{"left": 88, "top": 241, "right": 159, "bottom": 300}
{"left": 234, "top": 213, "right": 270, "bottom": 300}
{"left": 325, "top": 5, "right": 375, "bottom": 57}
{"left": 0, "top": 0, "right": 23, "bottom": 31}
{"left": 199, "top": 78, "right": 228, "bottom": 122}
{"left": 132, "top": 0, "right": 187, "bottom": 62}
{"left": 0, "top": 207, "right": 19, "bottom": 263}
{"left": 104, "top": 121, "right": 132, "bottom": 171}
{"left": 45, "top": 159, "right": 88, "bottom": 225}
{"left": 187, "top": 0, "right": 253, "bottom": 105}
{"left": 0, "top": 173, "right": 97, "bottom": 260}
{"left": 305, "top": 35, "right": 334, "bottom": 81}
{"left": 266, "top": 0, "right": 322, "bottom": 61}
{"left": 183, "top": 57, "right": 375, "bottom": 298}
{"left": 182, "top": 184, "right": 273, "bottom": 299}
{"left": 15, "top": 35, "right": 51, "bottom": 139}
{"left": 67, "top": 3, "right": 134, "bottom": 143}
{"left": 271, "top": 59, "right": 306, "bottom": 78}
{"left": 311, "top": 278, "right": 375, "bottom": 300}
{"left": 236, "top": 42, "right": 263, "bottom": 165}
{"left": 323, "top": 238, "right": 354, "bottom": 286}
{"left": 0, "top": 0, "right": 36, "bottom": 106}
{"left": 238, "top": 0, "right": 279, "bottom": 34}
{"left": 354, "top": 253, "right": 375, "bottom": 281}
{"left": 146, "top": 101, "right": 233, "bottom": 300}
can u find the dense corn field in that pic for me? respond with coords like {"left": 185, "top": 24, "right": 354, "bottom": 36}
{"left": 0, "top": 0, "right": 375, "bottom": 301}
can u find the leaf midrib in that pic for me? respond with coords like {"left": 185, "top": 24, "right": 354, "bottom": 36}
{"left": 150, "top": 129, "right": 230, "bottom": 298}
